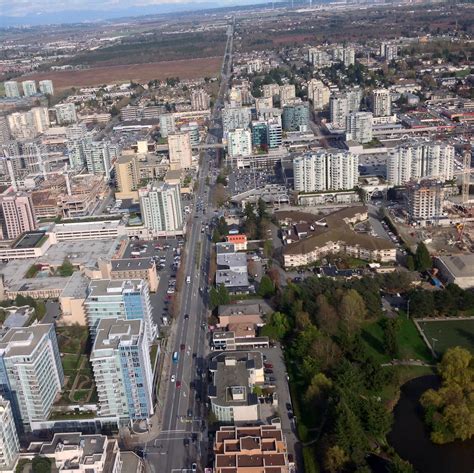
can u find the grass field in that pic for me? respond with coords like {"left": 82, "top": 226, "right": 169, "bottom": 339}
{"left": 361, "top": 317, "right": 434, "bottom": 363}
{"left": 21, "top": 57, "right": 222, "bottom": 91}
{"left": 418, "top": 319, "right": 474, "bottom": 356}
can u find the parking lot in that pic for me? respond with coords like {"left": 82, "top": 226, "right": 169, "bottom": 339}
{"left": 122, "top": 238, "right": 185, "bottom": 327}
{"left": 228, "top": 168, "right": 281, "bottom": 196}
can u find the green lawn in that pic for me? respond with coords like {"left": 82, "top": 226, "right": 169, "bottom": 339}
{"left": 73, "top": 390, "right": 90, "bottom": 402}
{"left": 62, "top": 354, "right": 80, "bottom": 371}
{"left": 418, "top": 319, "right": 474, "bottom": 356}
{"left": 361, "top": 317, "right": 434, "bottom": 363}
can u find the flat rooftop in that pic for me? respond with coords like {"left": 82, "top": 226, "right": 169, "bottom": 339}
{"left": 0, "top": 324, "right": 52, "bottom": 358}
{"left": 13, "top": 232, "right": 47, "bottom": 249}
{"left": 92, "top": 318, "right": 142, "bottom": 353}
{"left": 437, "top": 254, "right": 474, "bottom": 277}
{"left": 111, "top": 258, "right": 154, "bottom": 272}
{"left": 39, "top": 433, "right": 106, "bottom": 457}
{"left": 52, "top": 219, "right": 122, "bottom": 233}
{"left": 87, "top": 279, "right": 146, "bottom": 298}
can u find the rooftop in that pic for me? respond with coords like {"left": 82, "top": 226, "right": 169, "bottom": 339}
{"left": 111, "top": 258, "right": 154, "bottom": 272}
{"left": 87, "top": 279, "right": 147, "bottom": 298}
{"left": 92, "top": 318, "right": 142, "bottom": 353}
{"left": 0, "top": 324, "right": 53, "bottom": 358}
{"left": 437, "top": 254, "right": 474, "bottom": 277}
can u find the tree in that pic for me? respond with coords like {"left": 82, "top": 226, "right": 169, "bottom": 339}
{"left": 58, "top": 258, "right": 74, "bottom": 277}
{"left": 305, "top": 372, "right": 332, "bottom": 404}
{"left": 258, "top": 275, "right": 275, "bottom": 298}
{"left": 421, "top": 347, "right": 474, "bottom": 444}
{"left": 261, "top": 311, "right": 289, "bottom": 341}
{"left": 407, "top": 289, "right": 435, "bottom": 318}
{"left": 415, "top": 242, "right": 432, "bottom": 272}
{"left": 31, "top": 457, "right": 51, "bottom": 473}
{"left": 315, "top": 294, "right": 339, "bottom": 336}
{"left": 209, "top": 284, "right": 230, "bottom": 310}
{"left": 406, "top": 254, "right": 415, "bottom": 271}
{"left": 324, "top": 445, "right": 348, "bottom": 473}
{"left": 382, "top": 318, "right": 400, "bottom": 358}
{"left": 339, "top": 289, "right": 368, "bottom": 331}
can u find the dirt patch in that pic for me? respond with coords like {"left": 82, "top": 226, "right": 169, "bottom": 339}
{"left": 21, "top": 57, "right": 222, "bottom": 91}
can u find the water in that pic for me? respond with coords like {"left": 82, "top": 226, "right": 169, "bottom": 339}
{"left": 388, "top": 375, "right": 474, "bottom": 473}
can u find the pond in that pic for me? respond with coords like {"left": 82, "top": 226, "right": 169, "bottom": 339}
{"left": 387, "top": 375, "right": 474, "bottom": 473}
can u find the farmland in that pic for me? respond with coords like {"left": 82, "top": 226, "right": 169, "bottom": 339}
{"left": 22, "top": 57, "right": 222, "bottom": 91}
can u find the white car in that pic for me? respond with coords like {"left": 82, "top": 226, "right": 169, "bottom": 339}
{"left": 171, "top": 374, "right": 176, "bottom": 383}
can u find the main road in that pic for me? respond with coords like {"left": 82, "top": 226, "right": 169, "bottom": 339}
{"left": 145, "top": 19, "right": 234, "bottom": 473}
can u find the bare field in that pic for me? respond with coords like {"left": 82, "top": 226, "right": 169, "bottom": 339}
{"left": 22, "top": 57, "right": 222, "bottom": 91}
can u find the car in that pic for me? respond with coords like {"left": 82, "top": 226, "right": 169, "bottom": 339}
{"left": 187, "top": 408, "right": 193, "bottom": 418}
{"left": 286, "top": 402, "right": 292, "bottom": 411}
{"left": 176, "top": 381, "right": 181, "bottom": 389}
{"left": 171, "top": 374, "right": 176, "bottom": 383}
{"left": 264, "top": 363, "right": 273, "bottom": 369}
{"left": 183, "top": 438, "right": 190, "bottom": 447}
{"left": 180, "top": 344, "right": 185, "bottom": 351}
{"left": 264, "top": 369, "right": 273, "bottom": 374}
{"left": 191, "top": 463, "right": 197, "bottom": 472}
{"left": 184, "top": 314, "right": 189, "bottom": 320}
{"left": 192, "top": 352, "right": 197, "bottom": 358}
{"left": 288, "top": 411, "right": 294, "bottom": 419}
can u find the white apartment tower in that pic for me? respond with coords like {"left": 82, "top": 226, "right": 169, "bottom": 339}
{"left": 307, "top": 79, "right": 330, "bottom": 110}
{"left": 139, "top": 181, "right": 183, "bottom": 233}
{"left": 21, "top": 80, "right": 37, "bottom": 97}
{"left": 0, "top": 324, "right": 64, "bottom": 430}
{"left": 168, "top": 132, "right": 192, "bottom": 170}
{"left": 307, "top": 48, "right": 330, "bottom": 68}
{"left": 346, "top": 112, "right": 373, "bottom": 144}
{"left": 372, "top": 89, "right": 391, "bottom": 117}
{"left": 330, "top": 93, "right": 349, "bottom": 129}
{"left": 380, "top": 42, "right": 398, "bottom": 61}
{"left": 387, "top": 141, "right": 455, "bottom": 186}
{"left": 39, "top": 80, "right": 54, "bottom": 95}
{"left": 91, "top": 318, "right": 154, "bottom": 423}
{"left": 159, "top": 114, "right": 176, "bottom": 138}
{"left": 227, "top": 128, "right": 252, "bottom": 158}
{"left": 3, "top": 82, "right": 20, "bottom": 98}
{"left": 279, "top": 84, "right": 296, "bottom": 105}
{"left": 293, "top": 150, "right": 359, "bottom": 192}
{"left": 0, "top": 396, "right": 19, "bottom": 470}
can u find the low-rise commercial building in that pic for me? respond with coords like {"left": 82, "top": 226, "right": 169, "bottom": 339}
{"left": 435, "top": 255, "right": 474, "bottom": 289}
{"left": 216, "top": 243, "right": 250, "bottom": 294}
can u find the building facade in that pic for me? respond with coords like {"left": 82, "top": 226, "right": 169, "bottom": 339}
{"left": 0, "top": 396, "right": 19, "bottom": 471}
{"left": 228, "top": 128, "right": 252, "bottom": 157}
{"left": 4, "top": 82, "right": 20, "bottom": 98}
{"left": 168, "top": 132, "right": 192, "bottom": 170}
{"left": 191, "top": 89, "right": 210, "bottom": 111}
{"left": 307, "top": 79, "right": 330, "bottom": 110}
{"left": 21, "top": 81, "right": 37, "bottom": 97}
{"left": 0, "top": 191, "right": 37, "bottom": 240}
{"left": 38, "top": 80, "right": 54, "bottom": 95}
{"left": 345, "top": 111, "right": 373, "bottom": 143}
{"left": 282, "top": 102, "right": 309, "bottom": 132}
{"left": 372, "top": 88, "right": 391, "bottom": 117}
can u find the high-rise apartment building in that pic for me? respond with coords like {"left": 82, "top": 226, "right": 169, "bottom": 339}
{"left": 139, "top": 181, "right": 183, "bottom": 234}
{"left": 190, "top": 89, "right": 210, "bottom": 111}
{"left": 55, "top": 103, "right": 77, "bottom": 125}
{"left": 21, "top": 80, "right": 37, "bottom": 97}
{"left": 255, "top": 97, "right": 273, "bottom": 112}
{"left": 267, "top": 120, "right": 282, "bottom": 149}
{"left": 407, "top": 181, "right": 444, "bottom": 223}
{"left": 85, "top": 279, "right": 157, "bottom": 344}
{"left": 329, "top": 93, "right": 349, "bottom": 129}
{"left": 380, "top": 42, "right": 398, "bottom": 61}
{"left": 159, "top": 114, "right": 176, "bottom": 138}
{"left": 293, "top": 150, "right": 359, "bottom": 192}
{"left": 307, "top": 79, "right": 330, "bottom": 110}
{"left": 346, "top": 112, "right": 373, "bottom": 144}
{"left": 0, "top": 324, "right": 64, "bottom": 430}
{"left": 279, "top": 84, "right": 296, "bottom": 105}
{"left": 227, "top": 128, "right": 252, "bottom": 157}
{"left": 168, "top": 132, "right": 192, "bottom": 170}
{"left": 0, "top": 396, "right": 19, "bottom": 471}
{"left": 84, "top": 140, "right": 116, "bottom": 177}
{"left": 3, "top": 82, "right": 20, "bottom": 98}
{"left": 0, "top": 191, "right": 36, "bottom": 240}
{"left": 115, "top": 154, "right": 139, "bottom": 196}
{"left": 91, "top": 318, "right": 154, "bottom": 423}
{"left": 180, "top": 122, "right": 200, "bottom": 146}
{"left": 387, "top": 141, "right": 454, "bottom": 186}
{"left": 262, "top": 84, "right": 280, "bottom": 99}
{"left": 333, "top": 46, "right": 355, "bottom": 66}
{"left": 0, "top": 115, "right": 10, "bottom": 145}
{"left": 66, "top": 124, "right": 89, "bottom": 169}
{"left": 307, "top": 47, "right": 330, "bottom": 68}
{"left": 282, "top": 101, "right": 309, "bottom": 132}
{"left": 372, "top": 88, "right": 391, "bottom": 117}
{"left": 38, "top": 80, "right": 54, "bottom": 95}
{"left": 7, "top": 107, "right": 50, "bottom": 139}
{"left": 222, "top": 106, "right": 252, "bottom": 138}
{"left": 347, "top": 88, "right": 363, "bottom": 113}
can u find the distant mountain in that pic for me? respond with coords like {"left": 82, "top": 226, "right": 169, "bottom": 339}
{"left": 0, "top": 1, "right": 277, "bottom": 27}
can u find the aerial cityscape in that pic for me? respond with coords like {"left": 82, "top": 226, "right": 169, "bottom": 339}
{"left": 0, "top": 0, "right": 473, "bottom": 472}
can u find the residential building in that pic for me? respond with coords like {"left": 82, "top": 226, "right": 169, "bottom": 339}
{"left": 0, "top": 324, "right": 64, "bottom": 430}
{"left": 347, "top": 88, "right": 363, "bottom": 113}
{"left": 0, "top": 397, "right": 19, "bottom": 471}
{"left": 333, "top": 46, "right": 355, "bottom": 66}
{"left": 7, "top": 107, "right": 50, "bottom": 139}
{"left": 115, "top": 153, "right": 139, "bottom": 199}
{"left": 38, "top": 80, "right": 54, "bottom": 95}
{"left": 159, "top": 114, "right": 175, "bottom": 138}
{"left": 0, "top": 191, "right": 37, "bottom": 240}
{"left": 255, "top": 97, "right": 273, "bottom": 112}
{"left": 329, "top": 93, "right": 349, "bottom": 129}
{"left": 307, "top": 79, "right": 330, "bottom": 110}
{"left": 35, "top": 433, "right": 125, "bottom": 473}
{"left": 293, "top": 150, "right": 359, "bottom": 192}
{"left": 0, "top": 115, "right": 10, "bottom": 145}
{"left": 387, "top": 141, "right": 454, "bottom": 186}
{"left": 84, "top": 140, "right": 115, "bottom": 177}
{"left": 168, "top": 132, "right": 192, "bottom": 170}
{"left": 225, "top": 234, "right": 248, "bottom": 251}
{"left": 307, "top": 47, "right": 330, "bottom": 68}
{"left": 228, "top": 128, "right": 252, "bottom": 157}
{"left": 380, "top": 42, "right": 398, "bottom": 61}
{"left": 222, "top": 107, "right": 252, "bottom": 138}
{"left": 3, "top": 82, "right": 20, "bottom": 98}
{"left": 267, "top": 120, "right": 282, "bottom": 149}
{"left": 121, "top": 105, "right": 141, "bottom": 122}
{"left": 407, "top": 181, "right": 444, "bottom": 224}
{"left": 91, "top": 318, "right": 154, "bottom": 423}
{"left": 21, "top": 80, "right": 37, "bottom": 97}
{"left": 281, "top": 206, "right": 396, "bottom": 267}
{"left": 279, "top": 84, "right": 296, "bottom": 105}
{"left": 84, "top": 279, "right": 157, "bottom": 343}
{"left": 191, "top": 89, "right": 210, "bottom": 111}
{"left": 262, "top": 84, "right": 280, "bottom": 99}
{"left": 346, "top": 112, "right": 373, "bottom": 143}
{"left": 208, "top": 351, "right": 264, "bottom": 422}
{"left": 282, "top": 101, "right": 309, "bottom": 132}
{"left": 216, "top": 242, "right": 250, "bottom": 294}
{"left": 372, "top": 88, "right": 391, "bottom": 117}
{"left": 55, "top": 103, "right": 77, "bottom": 125}
{"left": 180, "top": 122, "right": 200, "bottom": 146}
{"left": 214, "top": 425, "right": 290, "bottom": 473}
{"left": 139, "top": 181, "right": 183, "bottom": 234}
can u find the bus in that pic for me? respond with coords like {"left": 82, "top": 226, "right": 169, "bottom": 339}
{"left": 172, "top": 352, "right": 179, "bottom": 364}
